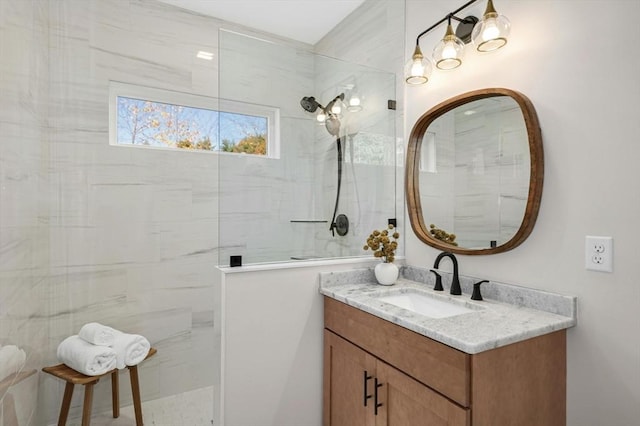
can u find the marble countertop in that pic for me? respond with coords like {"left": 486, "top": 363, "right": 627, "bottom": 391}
{"left": 319, "top": 266, "right": 577, "bottom": 354}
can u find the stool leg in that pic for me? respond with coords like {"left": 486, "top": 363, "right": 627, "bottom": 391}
{"left": 4, "top": 393, "right": 19, "bottom": 426}
{"left": 58, "top": 382, "right": 74, "bottom": 426}
{"left": 129, "top": 365, "right": 144, "bottom": 426}
{"left": 111, "top": 370, "right": 120, "bottom": 418}
{"left": 82, "top": 383, "right": 95, "bottom": 426}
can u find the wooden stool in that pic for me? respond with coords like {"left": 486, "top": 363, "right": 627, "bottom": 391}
{"left": 42, "top": 347, "right": 156, "bottom": 426}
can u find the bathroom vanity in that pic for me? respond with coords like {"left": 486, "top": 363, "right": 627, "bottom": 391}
{"left": 320, "top": 267, "right": 576, "bottom": 426}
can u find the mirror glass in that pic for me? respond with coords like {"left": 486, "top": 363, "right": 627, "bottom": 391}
{"left": 406, "top": 88, "right": 543, "bottom": 255}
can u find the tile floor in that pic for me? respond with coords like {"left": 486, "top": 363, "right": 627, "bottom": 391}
{"left": 64, "top": 386, "right": 214, "bottom": 426}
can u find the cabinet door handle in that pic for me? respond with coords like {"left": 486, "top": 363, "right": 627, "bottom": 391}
{"left": 363, "top": 371, "right": 373, "bottom": 406}
{"left": 374, "top": 378, "right": 383, "bottom": 415}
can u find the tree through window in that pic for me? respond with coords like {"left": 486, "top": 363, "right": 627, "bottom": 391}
{"left": 110, "top": 83, "right": 278, "bottom": 157}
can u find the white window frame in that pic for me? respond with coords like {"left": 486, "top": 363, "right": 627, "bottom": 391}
{"left": 109, "top": 81, "right": 280, "bottom": 158}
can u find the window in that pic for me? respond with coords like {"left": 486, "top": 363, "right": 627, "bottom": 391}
{"left": 109, "top": 82, "right": 280, "bottom": 157}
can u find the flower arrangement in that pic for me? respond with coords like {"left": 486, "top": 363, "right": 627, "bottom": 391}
{"left": 363, "top": 224, "right": 400, "bottom": 263}
{"left": 429, "top": 223, "right": 458, "bottom": 246}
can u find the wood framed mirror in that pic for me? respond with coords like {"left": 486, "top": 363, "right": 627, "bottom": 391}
{"left": 406, "top": 88, "right": 543, "bottom": 255}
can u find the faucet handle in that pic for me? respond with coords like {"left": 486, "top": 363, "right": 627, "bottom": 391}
{"left": 430, "top": 270, "right": 444, "bottom": 291}
{"left": 471, "top": 280, "right": 489, "bottom": 301}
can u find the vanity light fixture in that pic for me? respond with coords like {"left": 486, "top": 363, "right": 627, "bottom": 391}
{"left": 405, "top": 0, "right": 510, "bottom": 85}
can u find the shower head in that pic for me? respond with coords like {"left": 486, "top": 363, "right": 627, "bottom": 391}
{"left": 301, "top": 93, "right": 345, "bottom": 138}
{"left": 300, "top": 96, "right": 323, "bottom": 113}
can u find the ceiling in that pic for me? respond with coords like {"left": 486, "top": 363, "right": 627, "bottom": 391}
{"left": 155, "top": 0, "right": 367, "bottom": 45}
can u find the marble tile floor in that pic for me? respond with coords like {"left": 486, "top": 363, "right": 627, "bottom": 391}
{"left": 59, "top": 386, "right": 214, "bottom": 426}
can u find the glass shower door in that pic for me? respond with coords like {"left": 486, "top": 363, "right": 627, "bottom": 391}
{"left": 218, "top": 29, "right": 396, "bottom": 266}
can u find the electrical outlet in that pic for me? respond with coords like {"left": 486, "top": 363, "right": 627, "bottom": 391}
{"left": 585, "top": 236, "right": 613, "bottom": 272}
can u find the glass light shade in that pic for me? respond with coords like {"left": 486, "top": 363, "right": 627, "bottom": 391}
{"left": 472, "top": 1, "right": 510, "bottom": 52}
{"left": 433, "top": 24, "right": 465, "bottom": 70}
{"left": 404, "top": 45, "right": 432, "bottom": 85}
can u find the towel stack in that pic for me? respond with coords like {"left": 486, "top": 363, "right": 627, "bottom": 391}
{"left": 0, "top": 344, "right": 27, "bottom": 381}
{"left": 56, "top": 323, "right": 151, "bottom": 376}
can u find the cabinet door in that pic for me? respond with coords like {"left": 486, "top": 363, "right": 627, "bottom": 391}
{"left": 375, "top": 361, "right": 469, "bottom": 426}
{"left": 324, "top": 330, "right": 376, "bottom": 426}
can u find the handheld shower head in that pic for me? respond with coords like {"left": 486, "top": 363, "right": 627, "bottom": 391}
{"left": 300, "top": 96, "right": 322, "bottom": 113}
{"left": 325, "top": 116, "right": 341, "bottom": 137}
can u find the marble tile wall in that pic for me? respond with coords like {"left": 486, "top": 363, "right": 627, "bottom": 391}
{"left": 2, "top": 0, "right": 404, "bottom": 423}
{"left": 454, "top": 103, "right": 530, "bottom": 247}
{"left": 419, "top": 113, "right": 456, "bottom": 235}
{"left": 43, "top": 0, "right": 226, "bottom": 422}
{"left": 217, "top": 30, "right": 317, "bottom": 264}
{"left": 217, "top": 26, "right": 400, "bottom": 265}
{"left": 314, "top": 0, "right": 406, "bottom": 256}
{"left": 0, "top": 0, "right": 50, "bottom": 424}
{"left": 310, "top": 58, "right": 397, "bottom": 258}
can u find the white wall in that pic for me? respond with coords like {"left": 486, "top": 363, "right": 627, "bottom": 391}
{"left": 405, "top": 1, "right": 640, "bottom": 424}
{"left": 218, "top": 258, "right": 380, "bottom": 426}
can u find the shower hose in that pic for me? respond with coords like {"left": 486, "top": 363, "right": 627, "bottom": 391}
{"left": 329, "top": 136, "right": 343, "bottom": 237}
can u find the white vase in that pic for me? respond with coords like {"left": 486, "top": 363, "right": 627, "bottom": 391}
{"left": 374, "top": 262, "right": 399, "bottom": 286}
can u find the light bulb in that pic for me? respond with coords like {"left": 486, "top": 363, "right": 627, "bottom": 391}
{"left": 442, "top": 42, "right": 458, "bottom": 60}
{"left": 316, "top": 111, "right": 326, "bottom": 123}
{"left": 472, "top": 0, "right": 510, "bottom": 52}
{"left": 404, "top": 45, "right": 432, "bottom": 85}
{"left": 433, "top": 23, "right": 464, "bottom": 70}
{"left": 482, "top": 18, "right": 500, "bottom": 40}
{"left": 411, "top": 60, "right": 425, "bottom": 76}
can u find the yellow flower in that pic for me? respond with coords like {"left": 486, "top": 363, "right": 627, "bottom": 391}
{"left": 363, "top": 224, "right": 400, "bottom": 263}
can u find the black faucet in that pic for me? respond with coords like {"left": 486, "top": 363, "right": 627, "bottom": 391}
{"left": 471, "top": 280, "right": 489, "bottom": 301}
{"left": 433, "top": 252, "right": 461, "bottom": 295}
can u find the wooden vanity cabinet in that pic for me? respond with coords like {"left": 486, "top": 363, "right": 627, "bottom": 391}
{"left": 323, "top": 297, "right": 566, "bottom": 426}
{"left": 324, "top": 330, "right": 469, "bottom": 426}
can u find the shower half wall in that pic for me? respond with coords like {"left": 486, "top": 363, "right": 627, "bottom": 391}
{"left": 218, "top": 30, "right": 398, "bottom": 265}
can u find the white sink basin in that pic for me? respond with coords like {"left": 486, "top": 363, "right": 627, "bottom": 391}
{"left": 377, "top": 291, "right": 476, "bottom": 319}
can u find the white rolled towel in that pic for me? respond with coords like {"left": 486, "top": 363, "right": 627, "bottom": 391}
{"left": 0, "top": 345, "right": 27, "bottom": 381}
{"left": 56, "top": 335, "right": 117, "bottom": 376}
{"left": 78, "top": 322, "right": 116, "bottom": 346}
{"left": 111, "top": 330, "right": 150, "bottom": 369}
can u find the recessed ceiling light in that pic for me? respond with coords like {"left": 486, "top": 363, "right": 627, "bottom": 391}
{"left": 196, "top": 50, "right": 214, "bottom": 60}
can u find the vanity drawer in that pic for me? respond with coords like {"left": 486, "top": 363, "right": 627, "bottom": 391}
{"left": 324, "top": 297, "right": 470, "bottom": 407}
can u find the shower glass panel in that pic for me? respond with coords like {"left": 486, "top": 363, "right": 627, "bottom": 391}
{"left": 219, "top": 30, "right": 396, "bottom": 265}
{"left": 218, "top": 30, "right": 397, "bottom": 266}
